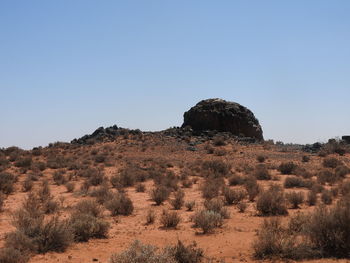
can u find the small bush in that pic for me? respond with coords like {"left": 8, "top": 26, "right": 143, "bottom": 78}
{"left": 90, "top": 184, "right": 113, "bottom": 204}
{"left": 284, "top": 176, "right": 309, "bottom": 188}
{"left": 317, "top": 169, "right": 337, "bottom": 185}
{"left": 74, "top": 199, "right": 102, "bottom": 218}
{"left": 256, "top": 155, "right": 266, "bottom": 163}
{"left": 256, "top": 185, "right": 288, "bottom": 216}
{"left": 252, "top": 164, "right": 271, "bottom": 180}
{"left": 278, "top": 162, "right": 297, "bottom": 175}
{"left": 201, "top": 160, "right": 231, "bottom": 178}
{"left": 201, "top": 178, "right": 223, "bottom": 200}
{"left": 193, "top": 210, "right": 223, "bottom": 234}
{"left": 228, "top": 174, "right": 245, "bottom": 186}
{"left": 237, "top": 202, "right": 248, "bottom": 213}
{"left": 166, "top": 240, "right": 204, "bottom": 263}
{"left": 223, "top": 187, "right": 246, "bottom": 205}
{"left": 53, "top": 171, "right": 66, "bottom": 185}
{"left": 302, "top": 155, "right": 310, "bottom": 162}
{"left": 244, "top": 176, "right": 260, "bottom": 202}
{"left": 65, "top": 182, "right": 75, "bottom": 192}
{"left": 307, "top": 190, "right": 317, "bottom": 206}
{"left": 135, "top": 183, "right": 146, "bottom": 192}
{"left": 170, "top": 189, "right": 185, "bottom": 210}
{"left": 0, "top": 193, "right": 5, "bottom": 212}
{"left": 335, "top": 165, "right": 350, "bottom": 178}
{"left": 0, "top": 172, "right": 16, "bottom": 194}
{"left": 204, "top": 198, "right": 229, "bottom": 219}
{"left": 110, "top": 240, "right": 176, "bottom": 263}
{"left": 213, "top": 136, "right": 226, "bottom": 146}
{"left": 323, "top": 157, "right": 341, "bottom": 168}
{"left": 69, "top": 213, "right": 109, "bottom": 242}
{"left": 286, "top": 191, "right": 304, "bottom": 209}
{"left": 22, "top": 177, "right": 33, "bottom": 192}
{"left": 185, "top": 201, "right": 195, "bottom": 211}
{"left": 145, "top": 209, "right": 156, "bottom": 224}
{"left": 160, "top": 210, "right": 181, "bottom": 228}
{"left": 105, "top": 193, "right": 134, "bottom": 216}
{"left": 321, "top": 190, "right": 332, "bottom": 205}
{"left": 150, "top": 186, "right": 170, "bottom": 205}
{"left": 0, "top": 247, "right": 28, "bottom": 263}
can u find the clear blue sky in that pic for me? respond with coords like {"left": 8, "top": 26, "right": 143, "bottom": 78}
{"left": 1, "top": 1, "right": 350, "bottom": 149}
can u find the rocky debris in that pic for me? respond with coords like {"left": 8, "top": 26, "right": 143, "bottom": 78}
{"left": 342, "top": 136, "right": 350, "bottom": 144}
{"left": 182, "top": 98, "right": 263, "bottom": 141}
{"left": 71, "top": 125, "right": 142, "bottom": 145}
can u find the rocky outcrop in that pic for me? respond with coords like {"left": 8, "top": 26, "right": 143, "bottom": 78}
{"left": 182, "top": 99, "right": 263, "bottom": 140}
{"left": 71, "top": 125, "right": 142, "bottom": 145}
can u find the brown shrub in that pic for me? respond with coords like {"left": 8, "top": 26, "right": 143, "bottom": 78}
{"left": 323, "top": 157, "right": 342, "bottom": 168}
{"left": 193, "top": 210, "right": 223, "bottom": 234}
{"left": 223, "top": 187, "right": 246, "bottom": 205}
{"left": 0, "top": 172, "right": 16, "bottom": 194}
{"left": 252, "top": 164, "right": 271, "bottom": 180}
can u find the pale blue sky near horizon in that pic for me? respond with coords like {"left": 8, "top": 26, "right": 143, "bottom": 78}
{"left": 1, "top": 1, "right": 350, "bottom": 149}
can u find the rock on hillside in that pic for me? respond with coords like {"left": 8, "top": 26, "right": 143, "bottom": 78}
{"left": 182, "top": 98, "right": 263, "bottom": 140}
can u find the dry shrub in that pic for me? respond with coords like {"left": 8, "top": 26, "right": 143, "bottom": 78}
{"left": 237, "top": 202, "right": 248, "bottom": 213}
{"left": 0, "top": 247, "right": 28, "bottom": 263}
{"left": 323, "top": 157, "right": 342, "bottom": 168}
{"left": 203, "top": 198, "right": 229, "bottom": 219}
{"left": 305, "top": 198, "right": 350, "bottom": 258}
{"left": 14, "top": 157, "right": 32, "bottom": 169}
{"left": 0, "top": 193, "right": 5, "bottom": 212}
{"left": 244, "top": 176, "right": 260, "bottom": 202}
{"left": 223, "top": 187, "right": 246, "bottom": 205}
{"left": 53, "top": 171, "right": 66, "bottom": 185}
{"left": 307, "top": 190, "right": 317, "bottom": 206}
{"left": 193, "top": 210, "right": 223, "bottom": 234}
{"left": 256, "top": 155, "right": 266, "bottom": 163}
{"left": 228, "top": 174, "right": 245, "bottom": 186}
{"left": 201, "top": 160, "right": 231, "bottom": 178}
{"left": 278, "top": 162, "right": 297, "bottom": 175}
{"left": 286, "top": 191, "right": 304, "bottom": 209}
{"left": 145, "top": 209, "right": 156, "bottom": 224}
{"left": 284, "top": 176, "right": 313, "bottom": 189}
{"left": 321, "top": 190, "right": 332, "bottom": 205}
{"left": 201, "top": 178, "right": 223, "bottom": 200}
{"left": 252, "top": 164, "right": 271, "bottom": 180}
{"left": 302, "top": 155, "right": 310, "bottom": 162}
{"left": 135, "top": 183, "right": 146, "bottom": 192}
{"left": 150, "top": 186, "right": 170, "bottom": 205}
{"left": 65, "top": 182, "right": 75, "bottom": 192}
{"left": 185, "top": 201, "right": 195, "bottom": 211}
{"left": 160, "top": 210, "right": 181, "bottom": 228}
{"left": 74, "top": 199, "right": 102, "bottom": 218}
{"left": 69, "top": 213, "right": 109, "bottom": 242}
{"left": 154, "top": 171, "right": 179, "bottom": 191}
{"left": 213, "top": 136, "right": 226, "bottom": 146}
{"left": 166, "top": 240, "right": 204, "bottom": 263}
{"left": 335, "top": 165, "right": 350, "bottom": 178}
{"left": 317, "top": 169, "right": 337, "bottom": 185}
{"left": 22, "top": 177, "right": 33, "bottom": 192}
{"left": 256, "top": 185, "right": 288, "bottom": 216}
{"left": 0, "top": 172, "right": 16, "bottom": 194}
{"left": 110, "top": 240, "right": 176, "bottom": 263}
{"left": 170, "top": 189, "right": 185, "bottom": 210}
{"left": 105, "top": 193, "right": 134, "bottom": 216}
{"left": 253, "top": 217, "right": 316, "bottom": 260}
{"left": 90, "top": 183, "right": 113, "bottom": 204}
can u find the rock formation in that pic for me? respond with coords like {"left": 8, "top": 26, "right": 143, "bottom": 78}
{"left": 182, "top": 98, "right": 263, "bottom": 140}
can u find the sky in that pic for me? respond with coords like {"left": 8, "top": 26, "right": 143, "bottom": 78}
{"left": 1, "top": 1, "right": 350, "bottom": 149}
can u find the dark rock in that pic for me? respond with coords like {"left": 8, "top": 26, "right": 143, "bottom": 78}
{"left": 342, "top": 136, "right": 350, "bottom": 144}
{"left": 182, "top": 98, "right": 263, "bottom": 140}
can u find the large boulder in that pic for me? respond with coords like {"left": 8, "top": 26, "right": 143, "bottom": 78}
{"left": 182, "top": 98, "right": 263, "bottom": 140}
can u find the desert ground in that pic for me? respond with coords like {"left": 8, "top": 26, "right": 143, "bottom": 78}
{"left": 0, "top": 131, "right": 349, "bottom": 263}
